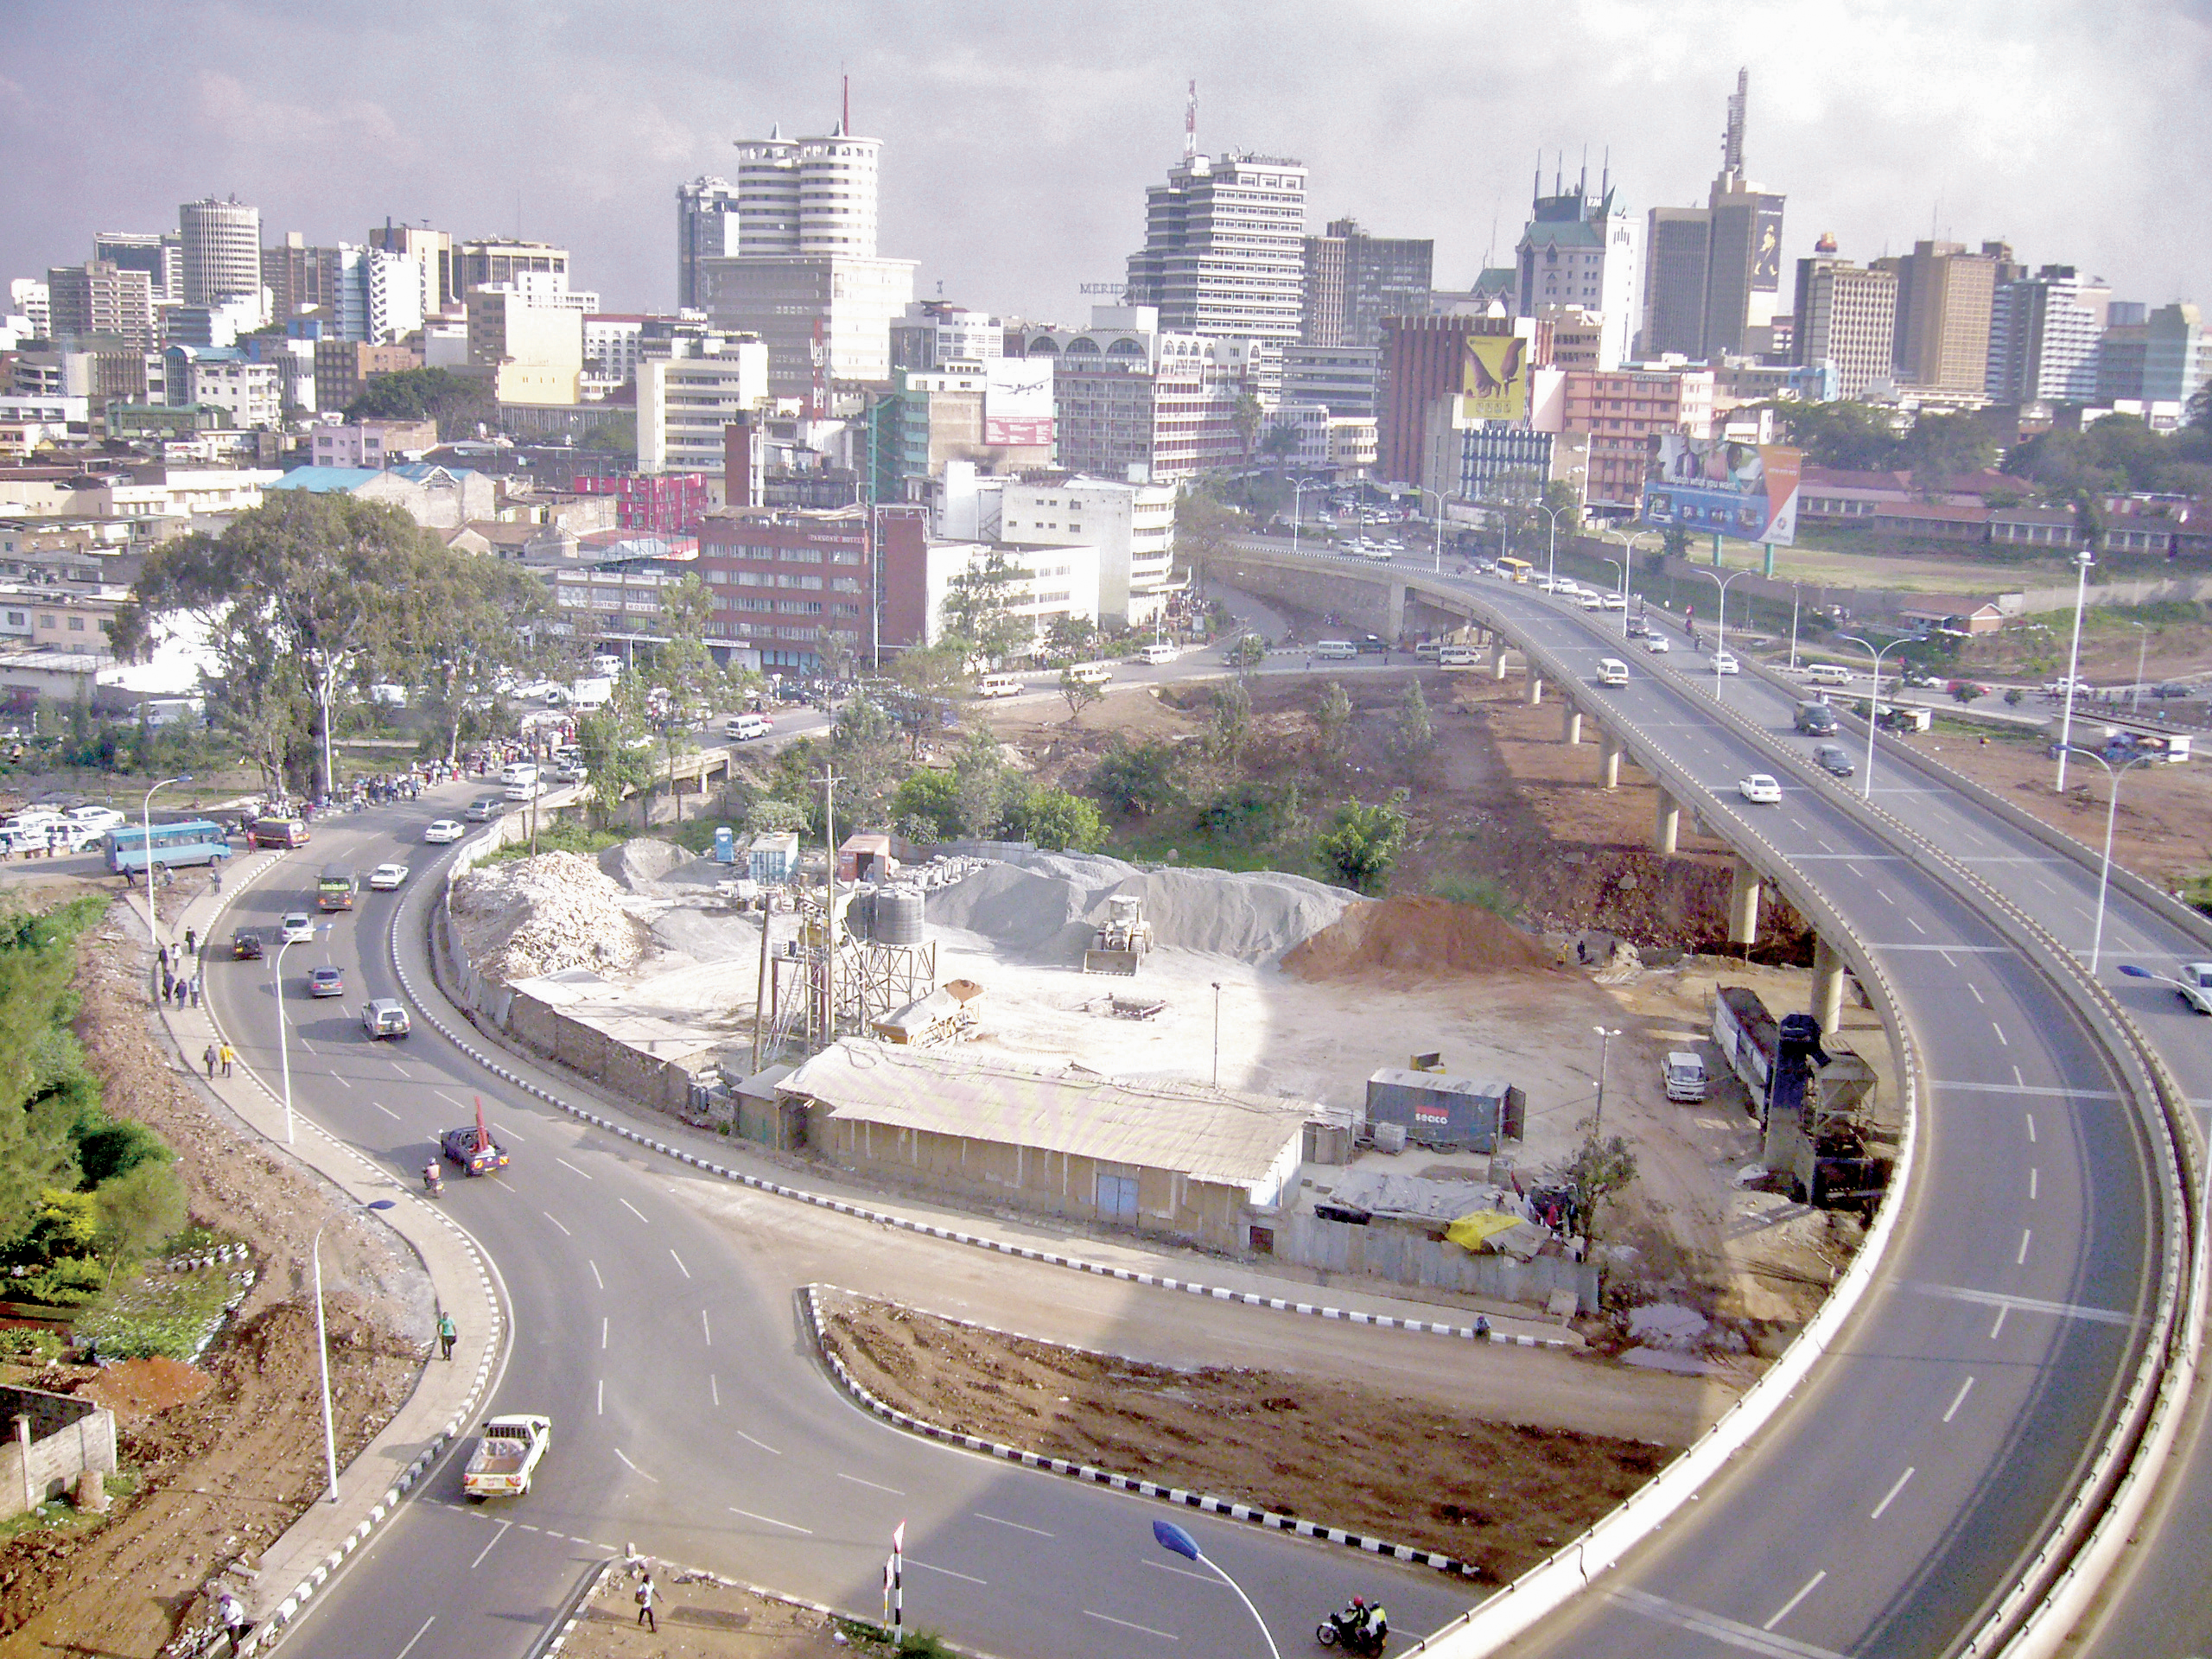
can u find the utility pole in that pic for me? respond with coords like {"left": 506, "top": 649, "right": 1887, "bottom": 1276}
{"left": 752, "top": 890, "right": 772, "bottom": 1070}
{"left": 815, "top": 766, "right": 841, "bottom": 1049}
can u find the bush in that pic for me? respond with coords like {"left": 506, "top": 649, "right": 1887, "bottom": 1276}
{"left": 1313, "top": 797, "right": 1408, "bottom": 894}
{"left": 1091, "top": 738, "right": 1185, "bottom": 818}
{"left": 1011, "top": 787, "right": 1106, "bottom": 853}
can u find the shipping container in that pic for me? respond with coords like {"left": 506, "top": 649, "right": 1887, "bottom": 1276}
{"left": 1363, "top": 1069, "right": 1525, "bottom": 1152}
{"left": 1713, "top": 986, "right": 1778, "bottom": 1096}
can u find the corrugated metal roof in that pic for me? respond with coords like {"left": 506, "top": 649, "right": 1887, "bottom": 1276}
{"left": 781, "top": 1040, "right": 1309, "bottom": 1187}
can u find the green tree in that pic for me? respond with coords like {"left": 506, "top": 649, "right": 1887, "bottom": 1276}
{"left": 830, "top": 693, "right": 903, "bottom": 829}
{"left": 92, "top": 1161, "right": 186, "bottom": 1286}
{"left": 1058, "top": 668, "right": 1105, "bottom": 723}
{"left": 952, "top": 726, "right": 1007, "bottom": 836}
{"left": 1951, "top": 680, "right": 1986, "bottom": 705}
{"left": 890, "top": 643, "right": 971, "bottom": 705}
{"left": 580, "top": 413, "right": 638, "bottom": 458}
{"left": 890, "top": 768, "right": 962, "bottom": 840}
{"left": 1313, "top": 795, "right": 1407, "bottom": 894}
{"left": 1224, "top": 633, "right": 1267, "bottom": 675}
{"left": 1045, "top": 614, "right": 1097, "bottom": 658}
{"left": 1258, "top": 422, "right": 1300, "bottom": 461}
{"left": 1391, "top": 679, "right": 1435, "bottom": 760}
{"left": 1206, "top": 678, "right": 1252, "bottom": 766}
{"left": 378, "top": 538, "right": 550, "bottom": 764}
{"left": 343, "top": 366, "right": 496, "bottom": 437}
{"left": 1012, "top": 786, "right": 1107, "bottom": 853}
{"left": 746, "top": 798, "right": 809, "bottom": 836}
{"left": 1231, "top": 391, "right": 1264, "bottom": 456}
{"left": 942, "top": 552, "right": 1035, "bottom": 667}
{"left": 1563, "top": 1133, "right": 1638, "bottom": 1252}
{"left": 578, "top": 706, "right": 652, "bottom": 828}
{"left": 1768, "top": 400, "right": 1904, "bottom": 472}
{"left": 645, "top": 575, "right": 728, "bottom": 821}
{"left": 1091, "top": 738, "right": 1185, "bottom": 817}
{"left": 1174, "top": 490, "right": 1246, "bottom": 590}
{"left": 1313, "top": 680, "right": 1353, "bottom": 768}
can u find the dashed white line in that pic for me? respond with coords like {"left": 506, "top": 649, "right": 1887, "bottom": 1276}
{"left": 2026, "top": 1112, "right": 2037, "bottom": 1143}
{"left": 556, "top": 1157, "right": 594, "bottom": 1180}
{"left": 1991, "top": 1304, "right": 2010, "bottom": 1339}
{"left": 1993, "top": 1022, "right": 2009, "bottom": 1046}
{"left": 495, "top": 1124, "right": 524, "bottom": 1144}
{"left": 701, "top": 1308, "right": 712, "bottom": 1346}
{"left": 435, "top": 1090, "right": 467, "bottom": 1109}
{"left": 1086, "top": 1611, "right": 1177, "bottom": 1641}
{"left": 374, "top": 1103, "right": 398, "bottom": 1118}
{"left": 541, "top": 1211, "right": 571, "bottom": 1236}
{"left": 597, "top": 1379, "right": 604, "bottom": 1414}
{"left": 588, "top": 1259, "right": 604, "bottom": 1290}
{"left": 619, "top": 1198, "right": 650, "bottom": 1224}
{"left": 912, "top": 1560, "right": 987, "bottom": 1586}
{"left": 837, "top": 1471, "right": 904, "bottom": 1496}
{"left": 669, "top": 1249, "right": 690, "bottom": 1279}
{"left": 1870, "top": 1465, "right": 1916, "bottom": 1520}
{"left": 976, "top": 1513, "right": 1052, "bottom": 1538}
{"left": 709, "top": 1373, "right": 719, "bottom": 1408}
{"left": 1942, "top": 1376, "right": 1976, "bottom": 1423}
{"left": 601, "top": 1317, "right": 608, "bottom": 1351}
{"left": 393, "top": 1616, "right": 436, "bottom": 1659}
{"left": 1967, "top": 983, "right": 1985, "bottom": 1004}
{"left": 1905, "top": 915, "right": 1926, "bottom": 935}
{"left": 2018, "top": 1229, "right": 2032, "bottom": 1265}
{"left": 732, "top": 1427, "right": 780, "bottom": 1456}
{"left": 332, "top": 1072, "right": 352, "bottom": 1090}
{"left": 2030, "top": 1168, "right": 2039, "bottom": 1201}
{"left": 1762, "top": 1569, "right": 1826, "bottom": 1631}
{"left": 468, "top": 1519, "right": 511, "bottom": 1568}
{"left": 728, "top": 1504, "right": 811, "bottom": 1534}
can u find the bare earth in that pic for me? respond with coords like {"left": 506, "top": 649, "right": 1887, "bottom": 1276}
{"left": 816, "top": 1288, "right": 1673, "bottom": 1585}
{"left": 558, "top": 1569, "right": 865, "bottom": 1659}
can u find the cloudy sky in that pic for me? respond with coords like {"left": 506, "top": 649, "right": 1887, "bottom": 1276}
{"left": 5, "top": 0, "right": 2209, "bottom": 323}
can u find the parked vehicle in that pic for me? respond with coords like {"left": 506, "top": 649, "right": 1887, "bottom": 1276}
{"left": 1138, "top": 642, "right": 1180, "bottom": 665}
{"left": 463, "top": 1414, "right": 550, "bottom": 1499}
{"left": 1662, "top": 1052, "right": 1709, "bottom": 1103}
{"left": 66, "top": 806, "right": 126, "bottom": 836}
{"left": 1437, "top": 645, "right": 1478, "bottom": 669}
{"left": 1313, "top": 640, "right": 1357, "bottom": 661}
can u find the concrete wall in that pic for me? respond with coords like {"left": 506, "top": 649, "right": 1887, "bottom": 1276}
{"left": 1275, "top": 1212, "right": 1601, "bottom": 1313}
{"left": 0, "top": 1386, "right": 116, "bottom": 1516}
{"left": 820, "top": 1116, "right": 1252, "bottom": 1253}
{"left": 503, "top": 988, "right": 717, "bottom": 1116}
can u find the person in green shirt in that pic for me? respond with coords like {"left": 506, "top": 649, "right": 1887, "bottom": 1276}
{"left": 437, "top": 1313, "right": 457, "bottom": 1361}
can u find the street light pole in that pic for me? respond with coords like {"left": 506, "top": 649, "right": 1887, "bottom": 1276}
{"left": 2055, "top": 550, "right": 2094, "bottom": 792}
{"left": 1414, "top": 486, "right": 1446, "bottom": 575}
{"left": 140, "top": 774, "right": 191, "bottom": 978}
{"left": 2130, "top": 620, "right": 2150, "bottom": 715}
{"left": 1789, "top": 583, "right": 1802, "bottom": 672}
{"left": 1153, "top": 1521, "right": 1281, "bottom": 1659}
{"left": 314, "top": 1198, "right": 396, "bottom": 1503}
{"left": 1536, "top": 504, "right": 1573, "bottom": 588}
{"left": 1835, "top": 632, "right": 1921, "bottom": 801}
{"left": 1211, "top": 981, "right": 1223, "bottom": 1088}
{"left": 2063, "top": 745, "right": 2153, "bottom": 975}
{"left": 1691, "top": 567, "right": 1751, "bottom": 701}
{"left": 1593, "top": 1026, "right": 1621, "bottom": 1136}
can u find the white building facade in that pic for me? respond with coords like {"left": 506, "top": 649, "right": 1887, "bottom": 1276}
{"left": 639, "top": 340, "right": 770, "bottom": 474}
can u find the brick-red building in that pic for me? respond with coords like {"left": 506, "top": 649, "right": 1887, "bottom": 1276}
{"left": 571, "top": 472, "right": 711, "bottom": 536}
{"left": 696, "top": 505, "right": 928, "bottom": 671}
{"left": 1376, "top": 315, "right": 1550, "bottom": 486}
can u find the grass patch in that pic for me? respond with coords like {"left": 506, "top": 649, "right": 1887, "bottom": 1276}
{"left": 480, "top": 820, "right": 626, "bottom": 866}
{"left": 1429, "top": 872, "right": 1522, "bottom": 918}
{"left": 1105, "top": 822, "right": 1305, "bottom": 877}
{"left": 0, "top": 1465, "right": 139, "bottom": 1544}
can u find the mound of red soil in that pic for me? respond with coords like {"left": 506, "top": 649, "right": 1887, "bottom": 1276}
{"left": 1281, "top": 895, "right": 1554, "bottom": 982}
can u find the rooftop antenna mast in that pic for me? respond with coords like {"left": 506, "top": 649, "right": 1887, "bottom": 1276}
{"left": 842, "top": 70, "right": 850, "bottom": 136}
{"left": 1184, "top": 79, "right": 1198, "bottom": 163}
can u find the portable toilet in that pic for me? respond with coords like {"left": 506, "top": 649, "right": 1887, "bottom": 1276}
{"left": 713, "top": 825, "right": 735, "bottom": 864}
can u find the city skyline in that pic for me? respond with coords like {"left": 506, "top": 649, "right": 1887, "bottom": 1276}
{"left": 3, "top": 0, "right": 2208, "bottom": 328}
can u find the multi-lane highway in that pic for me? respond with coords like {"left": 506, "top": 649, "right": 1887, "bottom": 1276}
{"left": 203, "top": 559, "right": 2207, "bottom": 1659}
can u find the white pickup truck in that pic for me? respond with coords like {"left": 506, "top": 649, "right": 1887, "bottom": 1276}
{"left": 462, "top": 1414, "right": 550, "bottom": 1498}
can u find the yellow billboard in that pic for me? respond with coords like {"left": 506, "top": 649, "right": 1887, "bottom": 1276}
{"left": 1456, "top": 334, "right": 1529, "bottom": 424}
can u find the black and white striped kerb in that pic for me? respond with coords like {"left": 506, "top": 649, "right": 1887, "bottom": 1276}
{"left": 800, "top": 1286, "right": 1478, "bottom": 1579}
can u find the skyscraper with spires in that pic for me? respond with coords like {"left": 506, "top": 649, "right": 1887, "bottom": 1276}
{"left": 1637, "top": 70, "right": 1787, "bottom": 360}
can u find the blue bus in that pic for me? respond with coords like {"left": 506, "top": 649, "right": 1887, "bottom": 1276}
{"left": 105, "top": 820, "right": 232, "bottom": 874}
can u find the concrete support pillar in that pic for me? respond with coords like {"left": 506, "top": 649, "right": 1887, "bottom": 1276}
{"left": 1491, "top": 639, "right": 1510, "bottom": 680}
{"left": 1385, "top": 582, "right": 1407, "bottom": 643}
{"left": 1654, "top": 791, "right": 1680, "bottom": 855}
{"left": 1727, "top": 858, "right": 1764, "bottom": 946}
{"left": 1811, "top": 936, "right": 1847, "bottom": 1032}
{"left": 1599, "top": 734, "right": 1623, "bottom": 790}
{"left": 1526, "top": 670, "right": 1544, "bottom": 707}
{"left": 1561, "top": 705, "right": 1583, "bottom": 745}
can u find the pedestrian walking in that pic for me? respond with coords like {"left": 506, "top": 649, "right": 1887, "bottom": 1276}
{"left": 189, "top": 973, "right": 202, "bottom": 1008}
{"left": 204, "top": 1043, "right": 218, "bottom": 1078}
{"left": 157, "top": 943, "right": 170, "bottom": 972}
{"left": 174, "top": 977, "right": 188, "bottom": 1009}
{"left": 218, "top": 1591, "right": 249, "bottom": 1656}
{"left": 219, "top": 1041, "right": 235, "bottom": 1077}
{"left": 184, "top": 926, "right": 196, "bottom": 956}
{"left": 437, "top": 1312, "right": 457, "bottom": 1361}
{"left": 161, "top": 967, "right": 175, "bottom": 1000}
{"left": 634, "top": 1573, "right": 657, "bottom": 1632}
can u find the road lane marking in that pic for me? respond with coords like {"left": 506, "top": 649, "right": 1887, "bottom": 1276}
{"left": 597, "top": 1379, "right": 604, "bottom": 1414}
{"left": 1942, "top": 1376, "right": 1976, "bottom": 1423}
{"left": 1876, "top": 887, "right": 1895, "bottom": 906}
{"left": 1085, "top": 1611, "right": 1177, "bottom": 1641}
{"left": 391, "top": 1061, "right": 410, "bottom": 1078}
{"left": 619, "top": 1198, "right": 650, "bottom": 1223}
{"left": 702, "top": 1309, "right": 712, "bottom": 1346}
{"left": 669, "top": 1249, "right": 690, "bottom": 1279}
{"left": 332, "top": 1072, "right": 352, "bottom": 1089}
{"left": 601, "top": 1317, "right": 607, "bottom": 1351}
{"left": 709, "top": 1374, "right": 719, "bottom": 1407}
{"left": 1905, "top": 915, "right": 1925, "bottom": 934}
{"left": 1611, "top": 1586, "right": 1847, "bottom": 1657}
{"left": 2026, "top": 1112, "right": 2037, "bottom": 1141}
{"left": 1992, "top": 1022, "right": 2009, "bottom": 1046}
{"left": 1991, "top": 1305, "right": 2009, "bottom": 1339}
{"left": 1967, "top": 983, "right": 1985, "bottom": 1003}
{"left": 435, "top": 1090, "right": 467, "bottom": 1109}
{"left": 1870, "top": 1466, "right": 1916, "bottom": 1520}
{"left": 393, "top": 1616, "right": 436, "bottom": 1659}
{"left": 495, "top": 1124, "right": 524, "bottom": 1143}
{"left": 1867, "top": 944, "right": 2008, "bottom": 952}
{"left": 732, "top": 1428, "right": 779, "bottom": 1455}
{"left": 2030, "top": 1168, "right": 2038, "bottom": 1201}
{"left": 912, "top": 1560, "right": 987, "bottom": 1585}
{"left": 556, "top": 1157, "right": 594, "bottom": 1180}
{"left": 2017, "top": 1229, "right": 2031, "bottom": 1264}
{"left": 1912, "top": 1281, "right": 2136, "bottom": 1326}
{"left": 728, "top": 1504, "right": 811, "bottom": 1534}
{"left": 837, "top": 1471, "right": 904, "bottom": 1496}
{"left": 468, "top": 1520, "right": 511, "bottom": 1568}
{"left": 375, "top": 1103, "right": 398, "bottom": 1118}
{"left": 588, "top": 1259, "right": 604, "bottom": 1290}
{"left": 614, "top": 1447, "right": 658, "bottom": 1482}
{"left": 1762, "top": 1570, "right": 1825, "bottom": 1631}
{"left": 1925, "top": 1082, "right": 2119, "bottom": 1102}
{"left": 542, "top": 1211, "right": 571, "bottom": 1236}
{"left": 1145, "top": 1560, "right": 1219, "bottom": 1586}
{"left": 976, "top": 1513, "right": 1052, "bottom": 1537}
{"left": 2012, "top": 1065, "right": 2025, "bottom": 1088}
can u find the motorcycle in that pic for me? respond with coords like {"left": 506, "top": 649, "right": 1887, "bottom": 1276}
{"left": 1317, "top": 1605, "right": 1387, "bottom": 1655}
{"left": 423, "top": 1165, "right": 445, "bottom": 1199}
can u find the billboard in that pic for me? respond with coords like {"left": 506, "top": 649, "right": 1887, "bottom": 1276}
{"left": 1640, "top": 437, "right": 1802, "bottom": 545}
{"left": 1750, "top": 196, "right": 1785, "bottom": 292}
{"left": 1454, "top": 334, "right": 1529, "bottom": 425}
{"left": 984, "top": 359, "right": 1054, "bottom": 447}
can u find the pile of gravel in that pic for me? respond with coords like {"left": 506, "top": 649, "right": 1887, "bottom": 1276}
{"left": 925, "top": 849, "right": 1353, "bottom": 965}
{"left": 451, "top": 851, "right": 645, "bottom": 983}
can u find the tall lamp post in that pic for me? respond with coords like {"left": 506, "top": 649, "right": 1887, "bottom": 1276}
{"left": 1152, "top": 1522, "right": 1281, "bottom": 1659}
{"left": 1690, "top": 567, "right": 1752, "bottom": 701}
{"left": 272, "top": 921, "right": 326, "bottom": 1145}
{"left": 1592, "top": 1026, "right": 1622, "bottom": 1136}
{"left": 141, "top": 773, "right": 191, "bottom": 984}
{"left": 2128, "top": 620, "right": 2150, "bottom": 715}
{"left": 1211, "top": 981, "right": 1223, "bottom": 1088}
{"left": 1605, "top": 528, "right": 1653, "bottom": 639}
{"left": 1788, "top": 582, "right": 1804, "bottom": 672}
{"left": 1414, "top": 486, "right": 1447, "bottom": 574}
{"left": 2055, "top": 550, "right": 2094, "bottom": 792}
{"left": 2062, "top": 744, "right": 2155, "bottom": 974}
{"left": 1289, "top": 477, "right": 1318, "bottom": 558}
{"left": 314, "top": 1198, "right": 396, "bottom": 1503}
{"left": 1834, "top": 632, "right": 1924, "bottom": 801}
{"left": 1535, "top": 503, "right": 1576, "bottom": 588}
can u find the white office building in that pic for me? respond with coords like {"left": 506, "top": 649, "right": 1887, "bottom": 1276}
{"left": 638, "top": 338, "right": 770, "bottom": 474}
{"left": 922, "top": 537, "right": 1100, "bottom": 650}
{"left": 942, "top": 462, "right": 1179, "bottom": 629}
{"left": 1126, "top": 152, "right": 1308, "bottom": 343}
{"left": 1988, "top": 265, "right": 2112, "bottom": 404}
{"left": 179, "top": 196, "right": 261, "bottom": 307}
{"left": 733, "top": 130, "right": 880, "bottom": 257}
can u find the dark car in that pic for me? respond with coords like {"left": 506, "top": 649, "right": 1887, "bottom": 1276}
{"left": 231, "top": 928, "right": 264, "bottom": 960}
{"left": 1625, "top": 616, "right": 1651, "bottom": 639}
{"left": 442, "top": 1124, "right": 508, "bottom": 1175}
{"left": 1812, "top": 742, "right": 1856, "bottom": 777}
{"left": 306, "top": 965, "right": 345, "bottom": 997}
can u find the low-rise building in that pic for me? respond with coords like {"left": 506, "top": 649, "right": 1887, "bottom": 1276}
{"left": 264, "top": 462, "right": 496, "bottom": 530}
{"left": 697, "top": 505, "right": 925, "bottom": 671}
{"left": 162, "top": 346, "right": 280, "bottom": 429}
{"left": 309, "top": 418, "right": 441, "bottom": 469}
{"left": 920, "top": 538, "right": 1100, "bottom": 650}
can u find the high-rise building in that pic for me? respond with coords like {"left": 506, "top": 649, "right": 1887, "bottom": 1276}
{"left": 1880, "top": 240, "right": 1999, "bottom": 395}
{"left": 1561, "top": 367, "right": 1716, "bottom": 508}
{"left": 467, "top": 286, "right": 585, "bottom": 404}
{"left": 92, "top": 232, "right": 181, "bottom": 304}
{"left": 336, "top": 245, "right": 425, "bottom": 345}
{"left": 1636, "top": 72, "right": 1785, "bottom": 361}
{"left": 890, "top": 302, "right": 1006, "bottom": 372}
{"left": 263, "top": 234, "right": 340, "bottom": 321}
{"left": 45, "top": 262, "right": 155, "bottom": 350}
{"left": 1014, "top": 306, "right": 1251, "bottom": 485}
{"left": 179, "top": 196, "right": 263, "bottom": 307}
{"left": 1126, "top": 151, "right": 1307, "bottom": 343}
{"left": 1986, "top": 265, "right": 2111, "bottom": 404}
{"left": 2097, "top": 302, "right": 2209, "bottom": 406}
{"left": 1280, "top": 343, "right": 1382, "bottom": 418}
{"left": 1376, "top": 314, "right": 1547, "bottom": 486}
{"left": 639, "top": 339, "right": 770, "bottom": 474}
{"left": 731, "top": 132, "right": 880, "bottom": 256}
{"left": 1793, "top": 249, "right": 1898, "bottom": 400}
{"left": 456, "top": 239, "right": 569, "bottom": 294}
{"left": 1301, "top": 219, "right": 1432, "bottom": 349}
{"left": 1514, "top": 172, "right": 1638, "bottom": 369}
{"left": 677, "top": 177, "right": 741, "bottom": 309}
{"left": 369, "top": 224, "right": 458, "bottom": 316}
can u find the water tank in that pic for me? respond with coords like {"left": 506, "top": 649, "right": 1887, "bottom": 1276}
{"left": 872, "top": 887, "right": 925, "bottom": 946}
{"left": 842, "top": 887, "right": 874, "bottom": 944}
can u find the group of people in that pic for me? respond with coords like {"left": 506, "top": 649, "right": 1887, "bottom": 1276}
{"left": 156, "top": 938, "right": 203, "bottom": 1009}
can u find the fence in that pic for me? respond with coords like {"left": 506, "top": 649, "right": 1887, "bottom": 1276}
{"left": 0, "top": 1385, "right": 116, "bottom": 1517}
{"left": 1274, "top": 1213, "right": 1599, "bottom": 1313}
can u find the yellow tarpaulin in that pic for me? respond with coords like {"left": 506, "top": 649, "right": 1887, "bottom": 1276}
{"left": 1445, "top": 1210, "right": 1525, "bottom": 1252}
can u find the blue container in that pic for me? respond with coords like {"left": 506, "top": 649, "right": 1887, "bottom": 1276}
{"left": 713, "top": 825, "right": 735, "bottom": 864}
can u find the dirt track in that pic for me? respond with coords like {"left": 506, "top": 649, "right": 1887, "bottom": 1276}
{"left": 816, "top": 1289, "right": 1674, "bottom": 1583}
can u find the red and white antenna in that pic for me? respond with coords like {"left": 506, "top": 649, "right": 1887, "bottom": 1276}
{"left": 1183, "top": 79, "right": 1198, "bottom": 163}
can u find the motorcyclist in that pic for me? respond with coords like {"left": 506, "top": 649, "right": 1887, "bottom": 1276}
{"left": 423, "top": 1160, "right": 442, "bottom": 1193}
{"left": 1362, "top": 1602, "right": 1389, "bottom": 1643}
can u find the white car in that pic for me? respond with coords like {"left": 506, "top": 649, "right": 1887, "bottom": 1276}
{"left": 2174, "top": 963, "right": 2212, "bottom": 1014}
{"left": 279, "top": 912, "right": 315, "bottom": 944}
{"left": 367, "top": 862, "right": 410, "bottom": 891}
{"left": 1738, "top": 773, "right": 1783, "bottom": 804}
{"left": 423, "top": 819, "right": 465, "bottom": 844}
{"left": 1580, "top": 592, "right": 1605, "bottom": 610}
{"left": 1599, "top": 594, "right": 1627, "bottom": 610}
{"left": 1644, "top": 634, "right": 1671, "bottom": 654}
{"left": 1713, "top": 652, "right": 1741, "bottom": 675}
{"left": 66, "top": 805, "right": 127, "bottom": 835}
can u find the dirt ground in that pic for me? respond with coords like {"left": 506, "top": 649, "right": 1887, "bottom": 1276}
{"left": 817, "top": 1289, "right": 1670, "bottom": 1584}
{"left": 0, "top": 897, "right": 428, "bottom": 1658}
{"left": 559, "top": 1568, "right": 867, "bottom": 1659}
